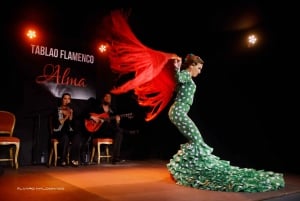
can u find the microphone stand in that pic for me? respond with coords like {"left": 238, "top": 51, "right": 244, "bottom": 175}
{"left": 83, "top": 135, "right": 92, "bottom": 165}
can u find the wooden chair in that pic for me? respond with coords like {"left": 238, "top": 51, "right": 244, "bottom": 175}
{"left": 0, "top": 111, "right": 20, "bottom": 169}
{"left": 90, "top": 138, "right": 113, "bottom": 164}
{"left": 47, "top": 115, "right": 71, "bottom": 167}
{"left": 48, "top": 138, "right": 71, "bottom": 166}
{"left": 48, "top": 138, "right": 59, "bottom": 166}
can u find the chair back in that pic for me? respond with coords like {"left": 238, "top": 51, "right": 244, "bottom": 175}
{"left": 0, "top": 111, "right": 16, "bottom": 137}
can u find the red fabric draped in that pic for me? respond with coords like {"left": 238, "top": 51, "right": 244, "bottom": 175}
{"left": 103, "top": 10, "right": 176, "bottom": 121}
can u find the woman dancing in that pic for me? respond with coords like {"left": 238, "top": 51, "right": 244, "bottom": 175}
{"left": 102, "top": 9, "right": 285, "bottom": 192}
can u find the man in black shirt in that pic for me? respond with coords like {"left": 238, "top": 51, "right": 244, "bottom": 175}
{"left": 85, "top": 93, "right": 123, "bottom": 164}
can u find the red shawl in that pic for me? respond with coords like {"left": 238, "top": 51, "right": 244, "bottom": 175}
{"left": 103, "top": 10, "right": 176, "bottom": 121}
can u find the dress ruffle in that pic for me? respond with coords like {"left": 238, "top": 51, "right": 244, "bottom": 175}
{"left": 167, "top": 142, "right": 285, "bottom": 192}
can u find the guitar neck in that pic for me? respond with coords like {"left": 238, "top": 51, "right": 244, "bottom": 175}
{"left": 110, "top": 113, "right": 132, "bottom": 119}
{"left": 90, "top": 112, "right": 133, "bottom": 121}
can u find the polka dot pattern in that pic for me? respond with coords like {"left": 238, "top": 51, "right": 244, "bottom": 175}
{"left": 167, "top": 69, "right": 285, "bottom": 192}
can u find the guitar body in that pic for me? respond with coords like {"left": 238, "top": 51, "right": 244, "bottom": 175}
{"left": 85, "top": 112, "right": 134, "bottom": 133}
{"left": 85, "top": 113, "right": 109, "bottom": 133}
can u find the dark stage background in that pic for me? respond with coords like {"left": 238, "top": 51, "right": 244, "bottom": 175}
{"left": 1, "top": 2, "right": 298, "bottom": 173}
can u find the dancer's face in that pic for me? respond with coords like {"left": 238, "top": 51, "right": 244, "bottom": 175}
{"left": 190, "top": 63, "right": 203, "bottom": 77}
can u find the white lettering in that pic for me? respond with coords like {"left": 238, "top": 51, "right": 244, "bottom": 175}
{"left": 31, "top": 45, "right": 59, "bottom": 58}
{"left": 31, "top": 45, "right": 94, "bottom": 64}
{"left": 62, "top": 50, "right": 94, "bottom": 64}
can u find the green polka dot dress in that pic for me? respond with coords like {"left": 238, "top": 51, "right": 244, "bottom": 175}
{"left": 167, "top": 69, "right": 285, "bottom": 192}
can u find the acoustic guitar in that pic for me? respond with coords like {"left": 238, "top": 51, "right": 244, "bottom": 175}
{"left": 85, "top": 112, "right": 134, "bottom": 133}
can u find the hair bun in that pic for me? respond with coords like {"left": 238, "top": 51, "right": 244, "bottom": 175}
{"left": 184, "top": 53, "right": 195, "bottom": 62}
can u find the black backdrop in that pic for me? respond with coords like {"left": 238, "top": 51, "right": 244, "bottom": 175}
{"left": 1, "top": 2, "right": 298, "bottom": 174}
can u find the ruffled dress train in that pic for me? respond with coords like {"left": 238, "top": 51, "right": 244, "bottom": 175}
{"left": 167, "top": 102, "right": 285, "bottom": 192}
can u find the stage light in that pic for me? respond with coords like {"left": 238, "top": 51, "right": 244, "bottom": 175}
{"left": 24, "top": 27, "right": 44, "bottom": 44}
{"left": 26, "top": 29, "right": 37, "bottom": 39}
{"left": 97, "top": 41, "right": 111, "bottom": 54}
{"left": 98, "top": 44, "right": 107, "bottom": 53}
{"left": 247, "top": 34, "right": 257, "bottom": 47}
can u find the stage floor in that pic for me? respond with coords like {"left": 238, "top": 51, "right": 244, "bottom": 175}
{"left": 1, "top": 160, "right": 300, "bottom": 201}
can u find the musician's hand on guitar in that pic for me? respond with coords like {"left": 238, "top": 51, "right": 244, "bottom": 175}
{"left": 90, "top": 116, "right": 100, "bottom": 123}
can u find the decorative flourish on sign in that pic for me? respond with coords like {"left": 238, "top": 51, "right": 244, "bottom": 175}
{"left": 35, "top": 64, "right": 87, "bottom": 87}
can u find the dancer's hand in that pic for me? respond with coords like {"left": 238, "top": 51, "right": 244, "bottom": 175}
{"left": 173, "top": 57, "right": 182, "bottom": 70}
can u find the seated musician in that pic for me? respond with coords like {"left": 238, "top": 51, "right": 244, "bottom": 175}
{"left": 85, "top": 93, "right": 124, "bottom": 164}
{"left": 51, "top": 92, "right": 82, "bottom": 167}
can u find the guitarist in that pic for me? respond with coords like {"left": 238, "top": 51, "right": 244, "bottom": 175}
{"left": 85, "top": 93, "right": 124, "bottom": 164}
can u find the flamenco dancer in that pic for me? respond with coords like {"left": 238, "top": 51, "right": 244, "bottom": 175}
{"left": 101, "top": 9, "right": 285, "bottom": 192}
